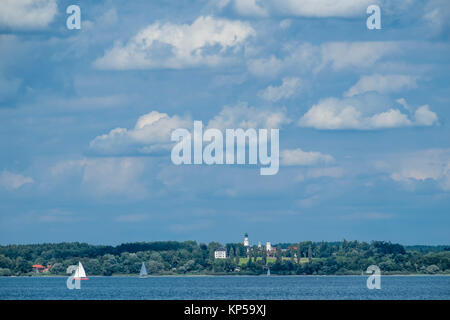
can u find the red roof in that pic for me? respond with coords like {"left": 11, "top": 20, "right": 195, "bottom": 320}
{"left": 32, "top": 264, "right": 45, "bottom": 269}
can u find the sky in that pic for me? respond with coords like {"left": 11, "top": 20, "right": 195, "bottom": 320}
{"left": 0, "top": 0, "right": 449, "bottom": 245}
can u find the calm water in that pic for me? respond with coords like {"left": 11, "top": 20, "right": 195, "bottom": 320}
{"left": 0, "top": 276, "right": 449, "bottom": 300}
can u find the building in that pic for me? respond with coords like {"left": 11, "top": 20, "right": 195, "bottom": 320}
{"left": 243, "top": 233, "right": 249, "bottom": 247}
{"left": 32, "top": 264, "right": 52, "bottom": 273}
{"left": 32, "top": 264, "right": 45, "bottom": 273}
{"left": 214, "top": 248, "right": 227, "bottom": 259}
{"left": 266, "top": 242, "right": 272, "bottom": 252}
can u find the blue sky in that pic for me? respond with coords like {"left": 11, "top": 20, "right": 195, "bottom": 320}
{"left": 0, "top": 0, "right": 449, "bottom": 245}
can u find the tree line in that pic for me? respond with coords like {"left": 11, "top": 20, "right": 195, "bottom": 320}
{"left": 0, "top": 240, "right": 448, "bottom": 276}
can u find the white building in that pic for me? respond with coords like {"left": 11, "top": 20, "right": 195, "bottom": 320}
{"left": 214, "top": 248, "right": 227, "bottom": 259}
{"left": 243, "top": 233, "right": 249, "bottom": 247}
{"left": 266, "top": 242, "right": 272, "bottom": 252}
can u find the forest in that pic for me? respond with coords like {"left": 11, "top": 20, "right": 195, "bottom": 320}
{"left": 0, "top": 240, "right": 449, "bottom": 276}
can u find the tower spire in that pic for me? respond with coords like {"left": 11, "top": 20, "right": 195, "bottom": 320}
{"left": 244, "top": 232, "right": 249, "bottom": 247}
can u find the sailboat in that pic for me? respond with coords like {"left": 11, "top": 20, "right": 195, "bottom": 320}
{"left": 74, "top": 261, "right": 89, "bottom": 280}
{"left": 267, "top": 267, "right": 270, "bottom": 276}
{"left": 139, "top": 262, "right": 149, "bottom": 278}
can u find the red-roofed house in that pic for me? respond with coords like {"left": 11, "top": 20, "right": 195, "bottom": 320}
{"left": 32, "top": 264, "right": 45, "bottom": 273}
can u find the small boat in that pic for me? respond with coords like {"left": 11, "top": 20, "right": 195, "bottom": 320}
{"left": 267, "top": 267, "right": 270, "bottom": 276}
{"left": 139, "top": 262, "right": 149, "bottom": 278}
{"left": 74, "top": 261, "right": 89, "bottom": 280}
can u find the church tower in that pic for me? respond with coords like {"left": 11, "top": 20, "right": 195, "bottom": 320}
{"left": 243, "top": 233, "right": 249, "bottom": 247}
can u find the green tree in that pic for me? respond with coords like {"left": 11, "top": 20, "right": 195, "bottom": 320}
{"left": 15, "top": 257, "right": 31, "bottom": 274}
{"left": 50, "top": 263, "right": 66, "bottom": 274}
{"left": 229, "top": 247, "right": 235, "bottom": 261}
{"left": 235, "top": 252, "right": 240, "bottom": 266}
{"left": 276, "top": 246, "right": 282, "bottom": 264}
{"left": 0, "top": 268, "right": 12, "bottom": 276}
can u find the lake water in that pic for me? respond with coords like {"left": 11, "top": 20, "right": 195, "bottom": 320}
{"left": 0, "top": 276, "right": 449, "bottom": 300}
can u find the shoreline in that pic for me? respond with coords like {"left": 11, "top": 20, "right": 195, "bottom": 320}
{"left": 3, "top": 274, "right": 450, "bottom": 278}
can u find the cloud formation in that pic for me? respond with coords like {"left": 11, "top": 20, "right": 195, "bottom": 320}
{"left": 0, "top": 0, "right": 57, "bottom": 29}
{"left": 50, "top": 157, "right": 149, "bottom": 197}
{"left": 0, "top": 170, "right": 34, "bottom": 189}
{"left": 90, "top": 111, "right": 191, "bottom": 155}
{"left": 233, "top": 0, "right": 268, "bottom": 17}
{"left": 207, "top": 102, "right": 290, "bottom": 130}
{"left": 90, "top": 103, "right": 288, "bottom": 156}
{"left": 215, "top": 0, "right": 378, "bottom": 18}
{"left": 273, "top": 0, "right": 377, "bottom": 18}
{"left": 281, "top": 148, "right": 334, "bottom": 166}
{"left": 344, "top": 74, "right": 418, "bottom": 97}
{"left": 259, "top": 77, "right": 302, "bottom": 102}
{"left": 94, "top": 16, "right": 255, "bottom": 69}
{"left": 248, "top": 42, "right": 399, "bottom": 77}
{"left": 298, "top": 97, "right": 438, "bottom": 130}
{"left": 376, "top": 149, "right": 450, "bottom": 191}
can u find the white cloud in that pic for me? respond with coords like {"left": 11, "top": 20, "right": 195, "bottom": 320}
{"left": 234, "top": 0, "right": 268, "bottom": 17}
{"left": 90, "top": 103, "right": 288, "bottom": 156}
{"left": 247, "top": 55, "right": 284, "bottom": 77}
{"left": 423, "top": 0, "right": 450, "bottom": 35}
{"left": 395, "top": 97, "right": 412, "bottom": 112}
{"left": 50, "top": 157, "right": 149, "bottom": 196}
{"left": 376, "top": 149, "right": 450, "bottom": 191}
{"left": 280, "top": 148, "right": 334, "bottom": 166}
{"left": 207, "top": 102, "right": 290, "bottom": 130}
{"left": 0, "top": 170, "right": 34, "bottom": 189}
{"left": 90, "top": 111, "right": 191, "bottom": 155}
{"left": 279, "top": 19, "right": 292, "bottom": 29}
{"left": 296, "top": 195, "right": 320, "bottom": 208}
{"left": 82, "top": 158, "right": 148, "bottom": 196}
{"left": 305, "top": 167, "right": 344, "bottom": 179}
{"left": 368, "top": 109, "right": 412, "bottom": 128}
{"left": 414, "top": 105, "right": 439, "bottom": 126}
{"left": 259, "top": 77, "right": 302, "bottom": 102}
{"left": 0, "top": 0, "right": 57, "bottom": 29}
{"left": 298, "top": 97, "right": 438, "bottom": 130}
{"left": 273, "top": 0, "right": 378, "bottom": 18}
{"left": 345, "top": 74, "right": 418, "bottom": 97}
{"left": 94, "top": 16, "right": 255, "bottom": 70}
{"left": 215, "top": 0, "right": 379, "bottom": 18}
{"left": 319, "top": 42, "right": 399, "bottom": 71}
{"left": 248, "top": 42, "right": 399, "bottom": 77}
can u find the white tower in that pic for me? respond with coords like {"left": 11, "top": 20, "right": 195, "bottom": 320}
{"left": 266, "top": 242, "right": 272, "bottom": 252}
{"left": 243, "top": 233, "right": 249, "bottom": 247}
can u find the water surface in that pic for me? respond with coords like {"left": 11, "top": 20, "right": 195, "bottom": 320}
{"left": 0, "top": 276, "right": 449, "bottom": 300}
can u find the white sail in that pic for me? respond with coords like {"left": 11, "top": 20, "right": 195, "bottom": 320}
{"left": 74, "top": 261, "right": 87, "bottom": 279}
{"left": 139, "top": 262, "right": 148, "bottom": 277}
